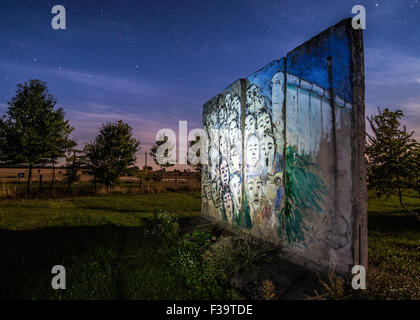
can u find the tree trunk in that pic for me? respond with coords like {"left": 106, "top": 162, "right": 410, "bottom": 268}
{"left": 93, "top": 175, "right": 97, "bottom": 195}
{"left": 27, "top": 166, "right": 32, "bottom": 195}
{"left": 39, "top": 174, "right": 43, "bottom": 191}
{"left": 49, "top": 162, "right": 56, "bottom": 194}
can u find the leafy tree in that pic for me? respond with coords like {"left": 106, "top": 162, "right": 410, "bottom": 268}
{"left": 366, "top": 108, "right": 420, "bottom": 220}
{"left": 0, "top": 80, "right": 74, "bottom": 194}
{"left": 187, "top": 134, "right": 202, "bottom": 173}
{"left": 149, "top": 134, "right": 175, "bottom": 175}
{"left": 84, "top": 120, "right": 140, "bottom": 193}
{"left": 63, "top": 149, "right": 83, "bottom": 195}
{"left": 48, "top": 131, "right": 76, "bottom": 194}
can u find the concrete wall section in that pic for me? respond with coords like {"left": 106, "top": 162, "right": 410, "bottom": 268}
{"left": 201, "top": 19, "right": 367, "bottom": 275}
{"left": 202, "top": 80, "right": 244, "bottom": 226}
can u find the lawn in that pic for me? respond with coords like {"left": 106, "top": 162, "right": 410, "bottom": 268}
{"left": 0, "top": 189, "right": 418, "bottom": 299}
{"left": 0, "top": 192, "right": 204, "bottom": 299}
{"left": 361, "top": 189, "right": 420, "bottom": 299}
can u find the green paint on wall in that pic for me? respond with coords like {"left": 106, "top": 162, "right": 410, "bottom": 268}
{"left": 277, "top": 146, "right": 327, "bottom": 243}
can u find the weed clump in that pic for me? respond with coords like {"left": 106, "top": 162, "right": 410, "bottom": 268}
{"left": 202, "top": 235, "right": 273, "bottom": 282}
{"left": 144, "top": 210, "right": 179, "bottom": 244}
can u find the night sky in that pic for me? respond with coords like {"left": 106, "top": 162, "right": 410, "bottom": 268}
{"left": 1, "top": 0, "right": 419, "bottom": 167}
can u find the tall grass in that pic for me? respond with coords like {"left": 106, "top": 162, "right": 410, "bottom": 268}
{"left": 0, "top": 179, "right": 201, "bottom": 200}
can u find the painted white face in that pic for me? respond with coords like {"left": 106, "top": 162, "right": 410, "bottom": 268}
{"left": 219, "top": 133, "right": 229, "bottom": 158}
{"left": 245, "top": 115, "right": 256, "bottom": 137}
{"left": 211, "top": 181, "right": 219, "bottom": 208}
{"left": 229, "top": 147, "right": 241, "bottom": 173}
{"left": 261, "top": 134, "right": 275, "bottom": 171}
{"left": 246, "top": 135, "right": 259, "bottom": 167}
{"left": 205, "top": 180, "right": 212, "bottom": 200}
{"left": 246, "top": 85, "right": 264, "bottom": 113}
{"left": 257, "top": 112, "right": 272, "bottom": 137}
{"left": 228, "top": 112, "right": 238, "bottom": 126}
{"left": 209, "top": 127, "right": 219, "bottom": 147}
{"left": 271, "top": 72, "right": 284, "bottom": 124}
{"left": 220, "top": 159, "right": 230, "bottom": 186}
{"left": 247, "top": 176, "right": 262, "bottom": 211}
{"left": 219, "top": 107, "right": 227, "bottom": 124}
{"left": 223, "top": 191, "right": 233, "bottom": 222}
{"left": 263, "top": 178, "right": 277, "bottom": 201}
{"left": 210, "top": 162, "right": 219, "bottom": 181}
{"left": 229, "top": 122, "right": 240, "bottom": 147}
{"left": 225, "top": 93, "right": 232, "bottom": 111}
{"left": 209, "top": 145, "right": 219, "bottom": 165}
{"left": 210, "top": 111, "right": 217, "bottom": 128}
{"left": 231, "top": 95, "right": 241, "bottom": 115}
{"left": 229, "top": 119, "right": 238, "bottom": 134}
{"left": 229, "top": 174, "right": 241, "bottom": 209}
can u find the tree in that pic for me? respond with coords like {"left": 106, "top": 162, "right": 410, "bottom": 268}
{"left": 0, "top": 80, "right": 74, "bottom": 195}
{"left": 149, "top": 134, "right": 175, "bottom": 175}
{"left": 187, "top": 134, "right": 202, "bottom": 173}
{"left": 84, "top": 120, "right": 140, "bottom": 194}
{"left": 63, "top": 149, "right": 83, "bottom": 195}
{"left": 47, "top": 122, "right": 76, "bottom": 194}
{"left": 366, "top": 107, "right": 420, "bottom": 220}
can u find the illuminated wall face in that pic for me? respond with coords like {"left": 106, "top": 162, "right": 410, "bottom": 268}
{"left": 202, "top": 80, "right": 243, "bottom": 225}
{"left": 202, "top": 19, "right": 367, "bottom": 274}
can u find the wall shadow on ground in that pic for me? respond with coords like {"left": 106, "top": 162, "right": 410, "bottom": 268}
{"left": 0, "top": 224, "right": 146, "bottom": 299}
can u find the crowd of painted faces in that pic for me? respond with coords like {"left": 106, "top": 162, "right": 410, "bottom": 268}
{"left": 202, "top": 84, "right": 284, "bottom": 228}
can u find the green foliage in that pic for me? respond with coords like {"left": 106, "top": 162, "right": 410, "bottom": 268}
{"left": 367, "top": 108, "right": 420, "bottom": 217}
{"left": 144, "top": 210, "right": 179, "bottom": 243}
{"left": 187, "top": 134, "right": 202, "bottom": 173}
{"left": 64, "top": 149, "right": 83, "bottom": 191}
{"left": 84, "top": 120, "right": 140, "bottom": 191}
{"left": 202, "top": 236, "right": 272, "bottom": 282}
{"left": 0, "top": 79, "right": 74, "bottom": 193}
{"left": 0, "top": 189, "right": 418, "bottom": 299}
{"left": 149, "top": 134, "right": 175, "bottom": 171}
{"left": 318, "top": 271, "right": 345, "bottom": 300}
{"left": 169, "top": 230, "right": 224, "bottom": 298}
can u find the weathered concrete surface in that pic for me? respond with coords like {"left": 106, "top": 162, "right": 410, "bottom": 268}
{"left": 201, "top": 18, "right": 367, "bottom": 276}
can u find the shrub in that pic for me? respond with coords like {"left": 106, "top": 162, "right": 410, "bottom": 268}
{"left": 202, "top": 235, "right": 273, "bottom": 282}
{"left": 143, "top": 210, "right": 179, "bottom": 244}
{"left": 318, "top": 271, "right": 345, "bottom": 300}
{"left": 169, "top": 230, "right": 224, "bottom": 299}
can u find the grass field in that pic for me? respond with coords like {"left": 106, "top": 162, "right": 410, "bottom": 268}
{"left": 0, "top": 190, "right": 418, "bottom": 299}
{"left": 361, "top": 189, "right": 420, "bottom": 299}
{"left": 0, "top": 192, "right": 204, "bottom": 299}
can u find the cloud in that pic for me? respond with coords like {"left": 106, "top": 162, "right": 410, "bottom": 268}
{"left": 365, "top": 47, "right": 420, "bottom": 140}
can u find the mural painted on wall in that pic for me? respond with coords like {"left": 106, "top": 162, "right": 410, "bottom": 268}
{"left": 202, "top": 63, "right": 353, "bottom": 246}
{"left": 202, "top": 19, "right": 366, "bottom": 273}
{"left": 202, "top": 20, "right": 359, "bottom": 250}
{"left": 244, "top": 60, "right": 285, "bottom": 230}
{"left": 202, "top": 82, "right": 247, "bottom": 227}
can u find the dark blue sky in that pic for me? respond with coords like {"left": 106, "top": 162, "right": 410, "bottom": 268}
{"left": 1, "top": 0, "right": 419, "bottom": 166}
